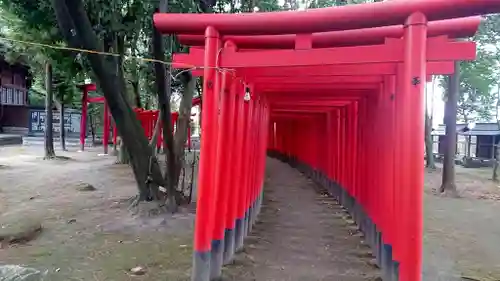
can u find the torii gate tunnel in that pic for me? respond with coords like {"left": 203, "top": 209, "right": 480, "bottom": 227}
{"left": 154, "top": 1, "right": 500, "bottom": 280}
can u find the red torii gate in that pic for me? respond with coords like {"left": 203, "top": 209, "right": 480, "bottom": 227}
{"left": 79, "top": 83, "right": 201, "bottom": 153}
{"left": 78, "top": 83, "right": 110, "bottom": 153}
{"left": 154, "top": 1, "right": 500, "bottom": 281}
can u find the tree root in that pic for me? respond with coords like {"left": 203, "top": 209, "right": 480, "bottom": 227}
{"left": 43, "top": 155, "right": 72, "bottom": 161}
{"left": 127, "top": 190, "right": 190, "bottom": 215}
{"left": 439, "top": 183, "right": 461, "bottom": 198}
{"left": 127, "top": 195, "right": 141, "bottom": 212}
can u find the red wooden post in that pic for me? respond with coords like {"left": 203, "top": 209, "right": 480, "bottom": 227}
{"left": 352, "top": 102, "right": 359, "bottom": 211}
{"left": 252, "top": 96, "right": 266, "bottom": 220}
{"left": 386, "top": 76, "right": 396, "bottom": 247}
{"left": 242, "top": 95, "right": 255, "bottom": 238}
{"left": 340, "top": 109, "right": 346, "bottom": 186}
{"left": 232, "top": 83, "right": 247, "bottom": 252}
{"left": 223, "top": 79, "right": 242, "bottom": 264}
{"left": 210, "top": 69, "right": 236, "bottom": 279}
{"left": 247, "top": 97, "right": 260, "bottom": 232}
{"left": 235, "top": 94, "right": 251, "bottom": 250}
{"left": 357, "top": 99, "right": 367, "bottom": 222}
{"left": 326, "top": 112, "right": 334, "bottom": 183}
{"left": 192, "top": 26, "right": 220, "bottom": 281}
{"left": 400, "top": 12, "right": 427, "bottom": 281}
{"left": 380, "top": 75, "right": 397, "bottom": 279}
{"left": 393, "top": 63, "right": 405, "bottom": 264}
{"left": 80, "top": 87, "right": 88, "bottom": 152}
{"left": 257, "top": 100, "right": 270, "bottom": 211}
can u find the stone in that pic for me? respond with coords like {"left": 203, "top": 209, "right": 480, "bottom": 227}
{"left": 129, "top": 266, "right": 146, "bottom": 276}
{"left": 0, "top": 217, "right": 43, "bottom": 245}
{"left": 75, "top": 182, "right": 96, "bottom": 192}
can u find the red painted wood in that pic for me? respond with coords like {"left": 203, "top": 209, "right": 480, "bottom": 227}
{"left": 212, "top": 73, "right": 235, "bottom": 241}
{"left": 166, "top": 2, "right": 493, "bottom": 280}
{"left": 193, "top": 27, "right": 221, "bottom": 252}
{"left": 399, "top": 13, "right": 426, "bottom": 281}
{"left": 177, "top": 17, "right": 480, "bottom": 48}
{"left": 216, "top": 40, "right": 474, "bottom": 68}
{"left": 154, "top": 0, "right": 500, "bottom": 35}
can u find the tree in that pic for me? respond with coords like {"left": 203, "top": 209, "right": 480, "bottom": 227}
{"left": 51, "top": 0, "right": 169, "bottom": 202}
{"left": 49, "top": 0, "right": 201, "bottom": 210}
{"left": 151, "top": 0, "right": 183, "bottom": 210}
{"left": 0, "top": 0, "right": 86, "bottom": 155}
{"left": 425, "top": 110, "right": 436, "bottom": 169}
{"left": 478, "top": 14, "right": 500, "bottom": 181}
{"left": 44, "top": 62, "right": 56, "bottom": 159}
{"left": 440, "top": 62, "right": 459, "bottom": 197}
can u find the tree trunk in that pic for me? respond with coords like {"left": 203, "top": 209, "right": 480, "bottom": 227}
{"left": 173, "top": 72, "right": 196, "bottom": 203}
{"left": 493, "top": 85, "right": 500, "bottom": 181}
{"left": 440, "top": 61, "right": 459, "bottom": 197}
{"left": 52, "top": 0, "right": 166, "bottom": 201}
{"left": 493, "top": 136, "right": 500, "bottom": 182}
{"left": 130, "top": 34, "right": 142, "bottom": 109}
{"left": 59, "top": 92, "right": 66, "bottom": 151}
{"left": 425, "top": 111, "right": 436, "bottom": 169}
{"left": 114, "top": 35, "right": 131, "bottom": 165}
{"left": 152, "top": 0, "right": 178, "bottom": 212}
{"left": 132, "top": 81, "right": 141, "bottom": 108}
{"left": 0, "top": 98, "right": 4, "bottom": 133}
{"left": 149, "top": 113, "right": 162, "bottom": 156}
{"left": 89, "top": 114, "right": 96, "bottom": 145}
{"left": 117, "top": 139, "right": 130, "bottom": 164}
{"left": 466, "top": 135, "right": 471, "bottom": 157}
{"left": 493, "top": 151, "right": 500, "bottom": 182}
{"left": 44, "top": 62, "right": 56, "bottom": 159}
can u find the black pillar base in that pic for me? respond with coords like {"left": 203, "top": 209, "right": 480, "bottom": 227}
{"left": 192, "top": 250, "right": 211, "bottom": 281}
{"left": 209, "top": 239, "right": 224, "bottom": 280}
{"left": 223, "top": 228, "right": 235, "bottom": 265}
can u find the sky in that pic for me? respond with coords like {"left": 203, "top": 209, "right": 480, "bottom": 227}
{"left": 426, "top": 81, "right": 445, "bottom": 127}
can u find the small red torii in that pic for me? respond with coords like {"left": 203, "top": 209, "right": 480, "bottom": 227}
{"left": 78, "top": 82, "right": 201, "bottom": 154}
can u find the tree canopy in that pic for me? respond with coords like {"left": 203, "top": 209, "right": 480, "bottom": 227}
{"left": 440, "top": 15, "right": 500, "bottom": 123}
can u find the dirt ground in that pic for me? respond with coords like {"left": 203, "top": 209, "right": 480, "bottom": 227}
{"left": 424, "top": 165, "right": 500, "bottom": 281}
{"left": 1, "top": 145, "right": 500, "bottom": 280}
{"left": 0, "top": 145, "right": 195, "bottom": 281}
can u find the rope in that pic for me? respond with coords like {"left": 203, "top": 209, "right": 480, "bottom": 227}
{"left": 0, "top": 36, "right": 234, "bottom": 77}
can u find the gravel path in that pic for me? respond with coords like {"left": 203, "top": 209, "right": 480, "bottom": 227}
{"left": 225, "top": 158, "right": 381, "bottom": 281}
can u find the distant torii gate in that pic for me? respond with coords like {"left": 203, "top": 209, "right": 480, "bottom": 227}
{"left": 154, "top": 1, "right": 500, "bottom": 281}
{"left": 78, "top": 82, "right": 202, "bottom": 153}
{"left": 78, "top": 83, "right": 110, "bottom": 154}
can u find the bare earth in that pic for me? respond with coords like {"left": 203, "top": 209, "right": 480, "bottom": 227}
{"left": 223, "top": 158, "right": 380, "bottom": 281}
{"left": 1, "top": 145, "right": 500, "bottom": 280}
{"left": 0, "top": 146, "right": 194, "bottom": 281}
{"left": 424, "top": 165, "right": 500, "bottom": 281}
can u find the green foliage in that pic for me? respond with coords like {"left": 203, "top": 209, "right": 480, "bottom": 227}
{"left": 441, "top": 15, "right": 500, "bottom": 123}
{"left": 0, "top": 1, "right": 84, "bottom": 108}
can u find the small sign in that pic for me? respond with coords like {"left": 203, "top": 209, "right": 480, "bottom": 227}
{"left": 29, "top": 109, "right": 81, "bottom": 135}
